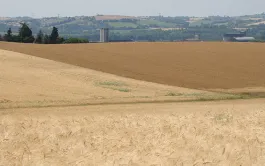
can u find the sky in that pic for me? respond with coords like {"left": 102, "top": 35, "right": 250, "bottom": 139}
{"left": 1, "top": 0, "right": 265, "bottom": 18}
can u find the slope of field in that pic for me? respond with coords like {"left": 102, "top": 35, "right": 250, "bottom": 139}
{"left": 1, "top": 48, "right": 265, "bottom": 165}
{"left": 2, "top": 99, "right": 265, "bottom": 165}
{"left": 0, "top": 49, "right": 228, "bottom": 109}
{"left": 1, "top": 42, "right": 265, "bottom": 90}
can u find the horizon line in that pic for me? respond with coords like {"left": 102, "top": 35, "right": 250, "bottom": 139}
{"left": 1, "top": 12, "right": 265, "bottom": 19}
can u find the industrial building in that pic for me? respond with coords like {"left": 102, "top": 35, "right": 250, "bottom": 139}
{"left": 223, "top": 31, "right": 255, "bottom": 42}
{"left": 184, "top": 34, "right": 201, "bottom": 42}
{"left": 233, "top": 37, "right": 255, "bottom": 42}
{"left": 100, "top": 28, "right": 109, "bottom": 42}
{"left": 223, "top": 31, "right": 246, "bottom": 41}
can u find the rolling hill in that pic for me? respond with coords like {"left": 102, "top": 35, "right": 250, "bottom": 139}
{"left": 1, "top": 45, "right": 265, "bottom": 165}
{"left": 1, "top": 14, "right": 265, "bottom": 36}
{"left": 1, "top": 42, "right": 265, "bottom": 90}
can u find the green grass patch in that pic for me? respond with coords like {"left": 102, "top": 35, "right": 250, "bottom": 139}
{"left": 111, "top": 30, "right": 132, "bottom": 34}
{"left": 197, "top": 94, "right": 248, "bottom": 101}
{"left": 189, "top": 20, "right": 212, "bottom": 27}
{"left": 239, "top": 92, "right": 265, "bottom": 98}
{"left": 96, "top": 81, "right": 131, "bottom": 92}
{"left": 184, "top": 93, "right": 205, "bottom": 97}
{"left": 137, "top": 20, "right": 176, "bottom": 28}
{"left": 165, "top": 92, "right": 183, "bottom": 96}
{"left": 111, "top": 87, "right": 131, "bottom": 92}
{"left": 108, "top": 22, "right": 138, "bottom": 28}
{"left": 97, "top": 81, "right": 127, "bottom": 87}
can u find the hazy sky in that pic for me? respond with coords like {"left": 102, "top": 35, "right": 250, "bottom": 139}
{"left": 1, "top": 0, "right": 265, "bottom": 17}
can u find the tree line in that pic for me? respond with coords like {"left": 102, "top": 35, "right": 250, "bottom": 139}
{"left": 0, "top": 23, "right": 89, "bottom": 44}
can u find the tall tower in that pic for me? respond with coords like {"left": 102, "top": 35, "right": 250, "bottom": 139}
{"left": 100, "top": 28, "right": 109, "bottom": 43}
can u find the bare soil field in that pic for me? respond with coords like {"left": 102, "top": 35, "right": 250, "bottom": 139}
{"left": 248, "top": 21, "right": 265, "bottom": 26}
{"left": 0, "top": 42, "right": 265, "bottom": 89}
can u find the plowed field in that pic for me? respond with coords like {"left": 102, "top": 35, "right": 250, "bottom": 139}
{"left": 1, "top": 42, "right": 265, "bottom": 89}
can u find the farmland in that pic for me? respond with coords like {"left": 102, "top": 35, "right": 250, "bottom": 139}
{"left": 2, "top": 14, "right": 265, "bottom": 42}
{"left": 0, "top": 49, "right": 228, "bottom": 109}
{"left": 1, "top": 42, "right": 265, "bottom": 165}
{"left": 2, "top": 99, "right": 265, "bottom": 165}
{"left": 0, "top": 42, "right": 265, "bottom": 89}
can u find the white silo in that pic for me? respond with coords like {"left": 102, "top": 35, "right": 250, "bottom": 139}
{"left": 100, "top": 28, "right": 109, "bottom": 42}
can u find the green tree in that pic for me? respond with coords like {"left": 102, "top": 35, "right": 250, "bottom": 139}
{"left": 57, "top": 37, "right": 65, "bottom": 44}
{"left": 0, "top": 34, "right": 2, "bottom": 41}
{"left": 4, "top": 28, "right": 13, "bottom": 42}
{"left": 19, "top": 23, "right": 35, "bottom": 43}
{"left": 49, "top": 27, "right": 59, "bottom": 44}
{"left": 43, "top": 34, "right": 50, "bottom": 44}
{"left": 261, "top": 32, "right": 265, "bottom": 41}
{"left": 12, "top": 35, "right": 21, "bottom": 42}
{"left": 35, "top": 30, "right": 44, "bottom": 44}
{"left": 64, "top": 37, "right": 89, "bottom": 43}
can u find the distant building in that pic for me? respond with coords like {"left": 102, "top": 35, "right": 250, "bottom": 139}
{"left": 184, "top": 34, "right": 201, "bottom": 41}
{"left": 223, "top": 31, "right": 246, "bottom": 41}
{"left": 223, "top": 31, "right": 255, "bottom": 42}
{"left": 233, "top": 37, "right": 255, "bottom": 42}
{"left": 100, "top": 28, "right": 109, "bottom": 42}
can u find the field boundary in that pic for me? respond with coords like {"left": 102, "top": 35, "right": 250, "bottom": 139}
{"left": 1, "top": 94, "right": 263, "bottom": 111}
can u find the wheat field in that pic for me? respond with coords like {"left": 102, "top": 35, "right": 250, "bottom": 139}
{"left": 1, "top": 100, "right": 265, "bottom": 165}
{"left": 1, "top": 42, "right": 265, "bottom": 165}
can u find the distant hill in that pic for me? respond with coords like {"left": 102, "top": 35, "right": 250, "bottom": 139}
{"left": 0, "top": 14, "right": 264, "bottom": 33}
{"left": 95, "top": 15, "right": 136, "bottom": 21}
{"left": 1, "top": 14, "right": 265, "bottom": 41}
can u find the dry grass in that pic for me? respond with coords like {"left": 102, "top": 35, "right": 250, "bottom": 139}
{"left": 0, "top": 49, "right": 234, "bottom": 109}
{"left": 95, "top": 15, "right": 136, "bottom": 21}
{"left": 1, "top": 100, "right": 265, "bottom": 165}
{"left": 188, "top": 17, "right": 204, "bottom": 23}
{"left": 247, "top": 21, "right": 265, "bottom": 26}
{"left": 1, "top": 42, "right": 265, "bottom": 89}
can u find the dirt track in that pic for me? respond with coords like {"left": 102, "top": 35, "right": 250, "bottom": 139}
{"left": 1, "top": 42, "right": 265, "bottom": 89}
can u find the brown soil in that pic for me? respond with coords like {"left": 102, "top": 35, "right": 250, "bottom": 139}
{"left": 1, "top": 42, "right": 265, "bottom": 89}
